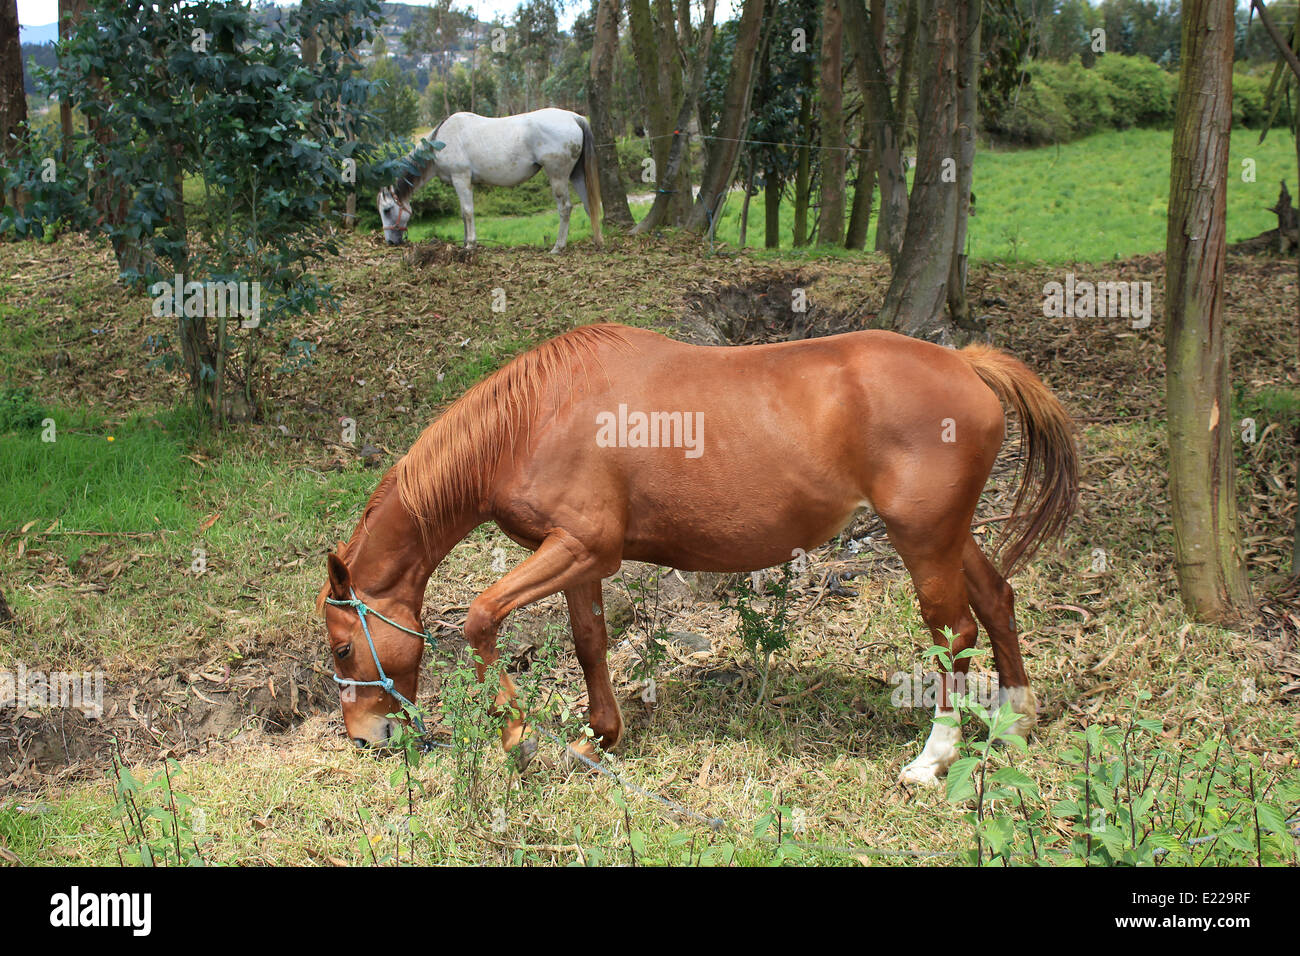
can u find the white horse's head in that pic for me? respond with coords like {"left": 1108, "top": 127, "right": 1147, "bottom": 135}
{"left": 377, "top": 186, "right": 412, "bottom": 245}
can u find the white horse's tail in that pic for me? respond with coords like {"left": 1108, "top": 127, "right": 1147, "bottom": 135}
{"left": 573, "top": 115, "right": 604, "bottom": 247}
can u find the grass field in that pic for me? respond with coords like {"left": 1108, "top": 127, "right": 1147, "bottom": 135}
{"left": 1, "top": 152, "right": 1298, "bottom": 864}
{"left": 405, "top": 128, "right": 1300, "bottom": 263}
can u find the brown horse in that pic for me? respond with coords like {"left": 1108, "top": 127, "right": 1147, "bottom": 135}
{"left": 318, "top": 324, "right": 1077, "bottom": 785}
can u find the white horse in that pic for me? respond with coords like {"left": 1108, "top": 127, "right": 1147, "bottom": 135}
{"left": 377, "top": 107, "right": 603, "bottom": 253}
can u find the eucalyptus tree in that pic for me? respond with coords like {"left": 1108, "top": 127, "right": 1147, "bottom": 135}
{"left": 3, "top": 0, "right": 402, "bottom": 425}
{"left": 1164, "top": 0, "right": 1253, "bottom": 619}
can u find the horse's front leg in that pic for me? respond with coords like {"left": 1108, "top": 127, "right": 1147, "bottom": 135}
{"left": 451, "top": 175, "right": 476, "bottom": 249}
{"left": 563, "top": 581, "right": 623, "bottom": 768}
{"left": 548, "top": 172, "right": 573, "bottom": 253}
{"left": 464, "top": 530, "right": 613, "bottom": 769}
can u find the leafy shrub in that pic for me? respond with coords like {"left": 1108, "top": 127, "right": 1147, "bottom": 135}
{"left": 1040, "top": 59, "right": 1116, "bottom": 136}
{"left": 1094, "top": 54, "right": 1176, "bottom": 128}
{"left": 989, "top": 54, "right": 1278, "bottom": 146}
{"left": 0, "top": 386, "right": 45, "bottom": 433}
{"left": 108, "top": 744, "right": 211, "bottom": 866}
{"left": 931, "top": 642, "right": 1300, "bottom": 866}
{"left": 991, "top": 66, "right": 1077, "bottom": 145}
{"left": 724, "top": 562, "right": 796, "bottom": 704}
{"left": 1233, "top": 69, "right": 1294, "bottom": 130}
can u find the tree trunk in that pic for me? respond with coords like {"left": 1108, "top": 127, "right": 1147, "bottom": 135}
{"left": 628, "top": 0, "right": 681, "bottom": 220}
{"left": 1165, "top": 0, "right": 1252, "bottom": 621}
{"left": 817, "top": 0, "right": 846, "bottom": 245}
{"left": 654, "top": 0, "right": 691, "bottom": 223}
{"left": 632, "top": 0, "right": 716, "bottom": 234}
{"left": 58, "top": 0, "right": 86, "bottom": 149}
{"left": 765, "top": 163, "right": 781, "bottom": 247}
{"left": 843, "top": 0, "right": 908, "bottom": 263}
{"left": 893, "top": 0, "right": 920, "bottom": 141}
{"left": 589, "top": 0, "right": 634, "bottom": 229}
{"left": 877, "top": 0, "right": 958, "bottom": 337}
{"left": 844, "top": 120, "right": 876, "bottom": 248}
{"left": 739, "top": 152, "right": 754, "bottom": 246}
{"left": 793, "top": 49, "right": 815, "bottom": 247}
{"left": 685, "top": 0, "right": 765, "bottom": 234}
{"left": 946, "top": 0, "right": 981, "bottom": 328}
{"left": 0, "top": 0, "right": 27, "bottom": 212}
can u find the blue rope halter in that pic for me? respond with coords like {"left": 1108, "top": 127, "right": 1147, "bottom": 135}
{"left": 325, "top": 588, "right": 436, "bottom": 726}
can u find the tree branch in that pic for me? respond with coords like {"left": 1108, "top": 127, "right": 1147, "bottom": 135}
{"left": 1252, "top": 0, "right": 1300, "bottom": 82}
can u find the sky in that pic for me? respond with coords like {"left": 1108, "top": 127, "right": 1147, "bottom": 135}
{"left": 18, "top": 0, "right": 743, "bottom": 31}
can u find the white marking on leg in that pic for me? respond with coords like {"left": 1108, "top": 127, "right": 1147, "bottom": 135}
{"left": 899, "top": 706, "right": 962, "bottom": 787}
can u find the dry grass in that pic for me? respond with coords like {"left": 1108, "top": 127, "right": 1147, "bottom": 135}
{"left": 0, "top": 231, "right": 1297, "bottom": 865}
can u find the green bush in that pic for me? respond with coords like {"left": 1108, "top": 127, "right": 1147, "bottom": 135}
{"left": 1094, "top": 55, "right": 1176, "bottom": 128}
{"left": 991, "top": 67, "right": 1076, "bottom": 145}
{"left": 1233, "top": 69, "right": 1294, "bottom": 130}
{"left": 1041, "top": 59, "right": 1116, "bottom": 136}
{"left": 0, "top": 386, "right": 45, "bottom": 433}
{"left": 989, "top": 54, "right": 1281, "bottom": 146}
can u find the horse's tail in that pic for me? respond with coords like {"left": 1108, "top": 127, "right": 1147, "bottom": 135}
{"left": 959, "top": 345, "right": 1079, "bottom": 577}
{"left": 574, "top": 114, "right": 604, "bottom": 247}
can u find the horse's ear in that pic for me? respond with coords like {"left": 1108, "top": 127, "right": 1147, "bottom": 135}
{"left": 326, "top": 552, "right": 352, "bottom": 599}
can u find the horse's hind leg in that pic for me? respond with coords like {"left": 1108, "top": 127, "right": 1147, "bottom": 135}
{"left": 888, "top": 535, "right": 979, "bottom": 787}
{"left": 464, "top": 529, "right": 613, "bottom": 766}
{"left": 962, "top": 535, "right": 1036, "bottom": 738}
{"left": 451, "top": 174, "right": 476, "bottom": 248}
{"left": 547, "top": 168, "right": 573, "bottom": 253}
{"left": 564, "top": 581, "right": 623, "bottom": 764}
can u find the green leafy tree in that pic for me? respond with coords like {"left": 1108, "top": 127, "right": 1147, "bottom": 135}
{"left": 368, "top": 48, "right": 420, "bottom": 137}
{"left": 3, "top": 0, "right": 407, "bottom": 424}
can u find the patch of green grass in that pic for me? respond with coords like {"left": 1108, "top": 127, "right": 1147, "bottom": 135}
{"left": 394, "top": 128, "right": 1299, "bottom": 264}
{"left": 0, "top": 400, "right": 389, "bottom": 668}
{"left": 0, "top": 407, "right": 197, "bottom": 544}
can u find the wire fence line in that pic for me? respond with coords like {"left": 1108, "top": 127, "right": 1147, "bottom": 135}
{"left": 595, "top": 130, "right": 875, "bottom": 156}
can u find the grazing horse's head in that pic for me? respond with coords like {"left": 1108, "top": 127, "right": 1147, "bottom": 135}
{"left": 318, "top": 549, "right": 427, "bottom": 747}
{"left": 376, "top": 186, "right": 412, "bottom": 245}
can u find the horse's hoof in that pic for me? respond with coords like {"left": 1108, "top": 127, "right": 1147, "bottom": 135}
{"left": 509, "top": 737, "right": 538, "bottom": 773}
{"left": 998, "top": 686, "right": 1038, "bottom": 740}
{"left": 898, "top": 759, "right": 945, "bottom": 788}
{"left": 562, "top": 739, "right": 602, "bottom": 773}
{"left": 898, "top": 718, "right": 961, "bottom": 787}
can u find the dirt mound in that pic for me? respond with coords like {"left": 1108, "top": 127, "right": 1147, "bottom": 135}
{"left": 681, "top": 270, "right": 865, "bottom": 345}
{"left": 404, "top": 239, "right": 477, "bottom": 269}
{"left": 0, "top": 635, "right": 337, "bottom": 793}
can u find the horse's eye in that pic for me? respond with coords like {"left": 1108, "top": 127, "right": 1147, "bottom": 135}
{"left": 335, "top": 643, "right": 352, "bottom": 660}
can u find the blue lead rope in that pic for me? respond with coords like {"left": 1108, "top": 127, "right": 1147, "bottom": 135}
{"left": 325, "top": 588, "right": 436, "bottom": 729}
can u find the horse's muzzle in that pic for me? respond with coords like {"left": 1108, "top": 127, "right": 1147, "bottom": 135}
{"left": 350, "top": 718, "right": 398, "bottom": 748}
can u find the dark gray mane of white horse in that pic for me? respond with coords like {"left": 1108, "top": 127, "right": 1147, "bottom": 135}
{"left": 392, "top": 118, "right": 447, "bottom": 202}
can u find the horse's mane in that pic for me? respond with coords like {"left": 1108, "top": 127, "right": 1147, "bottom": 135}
{"left": 314, "top": 465, "right": 403, "bottom": 615}
{"left": 392, "top": 118, "right": 448, "bottom": 201}
{"left": 397, "top": 323, "right": 633, "bottom": 544}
